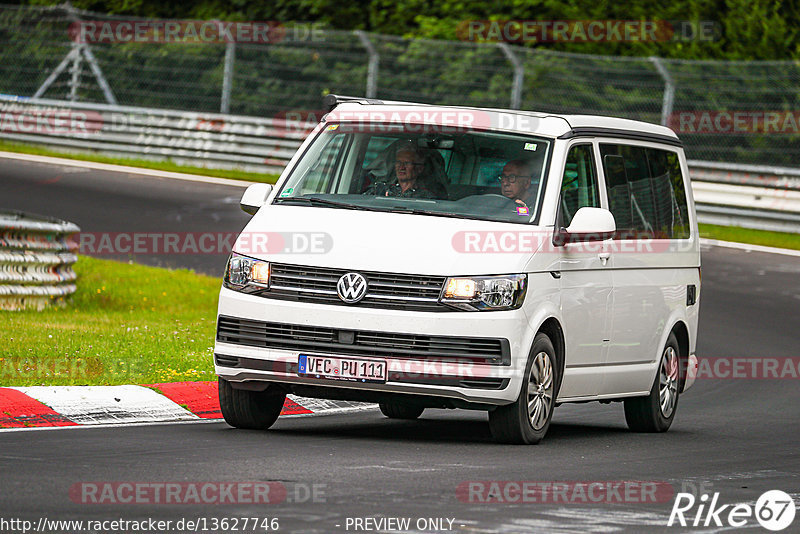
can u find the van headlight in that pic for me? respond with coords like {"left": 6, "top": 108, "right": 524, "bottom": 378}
{"left": 440, "top": 274, "right": 527, "bottom": 311}
{"left": 223, "top": 253, "right": 270, "bottom": 292}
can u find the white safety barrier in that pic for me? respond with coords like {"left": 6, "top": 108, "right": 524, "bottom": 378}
{"left": 2, "top": 96, "right": 799, "bottom": 232}
{"left": 0, "top": 211, "right": 80, "bottom": 310}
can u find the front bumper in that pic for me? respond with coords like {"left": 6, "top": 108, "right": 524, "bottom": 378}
{"left": 214, "top": 287, "right": 535, "bottom": 405}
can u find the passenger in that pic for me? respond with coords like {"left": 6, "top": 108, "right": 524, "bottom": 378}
{"left": 499, "top": 159, "right": 539, "bottom": 207}
{"left": 365, "top": 142, "right": 436, "bottom": 199}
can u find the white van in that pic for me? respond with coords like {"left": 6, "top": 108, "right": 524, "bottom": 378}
{"left": 214, "top": 96, "right": 700, "bottom": 444}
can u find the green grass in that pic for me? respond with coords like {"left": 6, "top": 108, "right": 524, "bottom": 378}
{"left": 0, "top": 139, "right": 279, "bottom": 184}
{"left": 2, "top": 257, "right": 220, "bottom": 386}
{"left": 698, "top": 223, "right": 800, "bottom": 251}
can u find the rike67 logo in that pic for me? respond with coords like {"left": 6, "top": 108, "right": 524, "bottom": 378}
{"left": 668, "top": 490, "right": 796, "bottom": 531}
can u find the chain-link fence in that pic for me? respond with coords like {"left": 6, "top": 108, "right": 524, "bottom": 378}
{"left": 1, "top": 4, "right": 799, "bottom": 166}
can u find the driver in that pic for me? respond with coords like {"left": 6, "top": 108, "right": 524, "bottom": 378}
{"left": 499, "top": 159, "right": 539, "bottom": 207}
{"left": 365, "top": 142, "right": 436, "bottom": 199}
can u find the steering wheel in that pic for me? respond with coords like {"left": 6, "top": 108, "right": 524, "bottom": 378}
{"left": 459, "top": 193, "right": 515, "bottom": 204}
{"left": 482, "top": 194, "right": 518, "bottom": 202}
{"left": 481, "top": 194, "right": 524, "bottom": 208}
{"left": 457, "top": 194, "right": 530, "bottom": 217}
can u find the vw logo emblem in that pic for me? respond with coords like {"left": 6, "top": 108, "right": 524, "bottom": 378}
{"left": 336, "top": 272, "right": 368, "bottom": 303}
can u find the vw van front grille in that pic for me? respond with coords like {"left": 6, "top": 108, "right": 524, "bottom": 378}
{"left": 216, "top": 316, "right": 510, "bottom": 365}
{"left": 265, "top": 263, "right": 447, "bottom": 311}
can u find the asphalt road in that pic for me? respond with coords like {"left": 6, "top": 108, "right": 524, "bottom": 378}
{"left": 1, "top": 155, "right": 799, "bottom": 533}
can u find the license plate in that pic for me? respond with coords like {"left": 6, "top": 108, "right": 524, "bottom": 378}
{"left": 297, "top": 354, "right": 387, "bottom": 383}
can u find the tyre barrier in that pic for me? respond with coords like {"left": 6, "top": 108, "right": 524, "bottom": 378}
{"left": 0, "top": 211, "right": 80, "bottom": 310}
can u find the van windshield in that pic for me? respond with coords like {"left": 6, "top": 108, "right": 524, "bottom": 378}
{"left": 273, "top": 124, "right": 552, "bottom": 224}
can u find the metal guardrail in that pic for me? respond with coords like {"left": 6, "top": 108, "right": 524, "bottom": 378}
{"left": 689, "top": 160, "right": 800, "bottom": 190}
{"left": 689, "top": 162, "right": 800, "bottom": 234}
{"left": 0, "top": 211, "right": 80, "bottom": 310}
{"left": 0, "top": 96, "right": 314, "bottom": 175}
{"left": 2, "top": 97, "right": 799, "bottom": 233}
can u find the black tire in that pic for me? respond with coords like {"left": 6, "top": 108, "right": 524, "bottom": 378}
{"left": 218, "top": 377, "right": 286, "bottom": 430}
{"left": 378, "top": 401, "right": 425, "bottom": 420}
{"left": 624, "top": 332, "right": 681, "bottom": 432}
{"left": 489, "top": 333, "right": 559, "bottom": 444}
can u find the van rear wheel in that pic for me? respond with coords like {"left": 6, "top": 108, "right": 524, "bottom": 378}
{"left": 218, "top": 378, "right": 286, "bottom": 430}
{"left": 379, "top": 401, "right": 424, "bottom": 420}
{"left": 624, "top": 333, "right": 680, "bottom": 432}
{"left": 489, "top": 333, "right": 558, "bottom": 444}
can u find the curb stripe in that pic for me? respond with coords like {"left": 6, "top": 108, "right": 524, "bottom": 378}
{"left": 0, "top": 387, "right": 77, "bottom": 428}
{"left": 146, "top": 381, "right": 314, "bottom": 418}
{"left": 13, "top": 385, "right": 198, "bottom": 425}
{"left": 0, "top": 382, "right": 372, "bottom": 430}
{"left": 281, "top": 397, "right": 314, "bottom": 416}
{"left": 146, "top": 381, "right": 222, "bottom": 419}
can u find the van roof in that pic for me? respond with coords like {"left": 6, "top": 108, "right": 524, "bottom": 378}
{"left": 324, "top": 95, "right": 680, "bottom": 145}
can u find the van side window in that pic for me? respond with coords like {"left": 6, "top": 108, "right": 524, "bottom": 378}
{"left": 600, "top": 144, "right": 650, "bottom": 238}
{"left": 600, "top": 144, "right": 690, "bottom": 239}
{"left": 646, "top": 149, "right": 690, "bottom": 239}
{"left": 560, "top": 144, "right": 600, "bottom": 227}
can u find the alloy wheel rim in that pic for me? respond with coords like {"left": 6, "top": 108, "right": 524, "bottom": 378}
{"left": 527, "top": 351, "right": 554, "bottom": 431}
{"left": 659, "top": 346, "right": 679, "bottom": 418}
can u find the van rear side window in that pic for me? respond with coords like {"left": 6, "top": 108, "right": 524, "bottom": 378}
{"left": 600, "top": 144, "right": 690, "bottom": 239}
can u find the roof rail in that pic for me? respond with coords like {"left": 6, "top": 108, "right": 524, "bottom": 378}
{"left": 322, "top": 94, "right": 385, "bottom": 112}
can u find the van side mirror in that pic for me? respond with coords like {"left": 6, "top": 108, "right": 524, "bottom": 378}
{"left": 240, "top": 184, "right": 273, "bottom": 215}
{"left": 553, "top": 207, "right": 616, "bottom": 246}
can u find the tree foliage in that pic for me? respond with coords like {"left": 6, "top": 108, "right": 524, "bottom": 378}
{"left": 16, "top": 0, "right": 800, "bottom": 60}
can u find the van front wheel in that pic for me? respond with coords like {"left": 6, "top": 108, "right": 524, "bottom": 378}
{"left": 624, "top": 332, "right": 680, "bottom": 432}
{"left": 489, "top": 333, "right": 558, "bottom": 444}
{"left": 218, "top": 378, "right": 286, "bottom": 430}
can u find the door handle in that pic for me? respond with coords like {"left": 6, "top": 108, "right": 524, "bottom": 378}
{"left": 598, "top": 252, "right": 611, "bottom": 265}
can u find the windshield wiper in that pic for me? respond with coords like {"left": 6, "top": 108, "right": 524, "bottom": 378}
{"left": 274, "top": 197, "right": 372, "bottom": 210}
{"left": 380, "top": 206, "right": 488, "bottom": 221}
{"left": 276, "top": 198, "right": 520, "bottom": 222}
